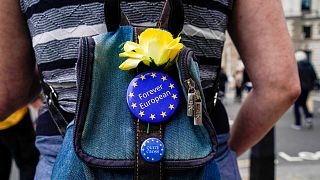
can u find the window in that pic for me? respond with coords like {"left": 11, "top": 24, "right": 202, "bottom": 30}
{"left": 303, "top": 26, "right": 311, "bottom": 38}
{"left": 301, "top": 0, "right": 311, "bottom": 11}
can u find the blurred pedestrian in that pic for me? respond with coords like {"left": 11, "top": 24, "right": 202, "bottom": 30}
{"left": 242, "top": 68, "right": 252, "bottom": 92}
{"left": 219, "top": 68, "right": 228, "bottom": 100}
{"left": 234, "top": 69, "right": 243, "bottom": 102}
{"left": 0, "top": 106, "right": 39, "bottom": 180}
{"left": 292, "top": 51, "right": 317, "bottom": 130}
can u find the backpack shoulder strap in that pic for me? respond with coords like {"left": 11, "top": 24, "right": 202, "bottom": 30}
{"left": 158, "top": 0, "right": 184, "bottom": 37}
{"left": 105, "top": 0, "right": 184, "bottom": 37}
{"left": 104, "top": 0, "right": 129, "bottom": 31}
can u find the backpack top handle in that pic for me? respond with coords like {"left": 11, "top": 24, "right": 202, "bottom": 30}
{"left": 104, "top": 0, "right": 184, "bottom": 37}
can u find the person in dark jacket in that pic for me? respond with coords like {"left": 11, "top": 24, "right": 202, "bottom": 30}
{"left": 293, "top": 51, "right": 317, "bottom": 130}
{"left": 219, "top": 68, "right": 228, "bottom": 100}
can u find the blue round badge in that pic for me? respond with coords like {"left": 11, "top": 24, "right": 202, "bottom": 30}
{"left": 140, "top": 138, "right": 165, "bottom": 163}
{"left": 127, "top": 71, "right": 180, "bottom": 123}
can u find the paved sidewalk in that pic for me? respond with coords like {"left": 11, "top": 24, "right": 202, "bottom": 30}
{"left": 224, "top": 90, "right": 320, "bottom": 180}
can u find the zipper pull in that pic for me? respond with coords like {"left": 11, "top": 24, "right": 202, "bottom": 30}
{"left": 194, "top": 90, "right": 203, "bottom": 126}
{"left": 213, "top": 92, "right": 218, "bottom": 106}
{"left": 185, "top": 79, "right": 195, "bottom": 117}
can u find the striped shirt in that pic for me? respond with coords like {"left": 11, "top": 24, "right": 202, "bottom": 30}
{"left": 20, "top": 0, "right": 234, "bottom": 135}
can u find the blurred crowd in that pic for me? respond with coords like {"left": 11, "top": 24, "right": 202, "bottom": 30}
{"left": 219, "top": 50, "right": 318, "bottom": 131}
{"left": 0, "top": 96, "right": 42, "bottom": 180}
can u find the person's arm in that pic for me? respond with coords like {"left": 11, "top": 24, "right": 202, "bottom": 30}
{"left": 0, "top": 0, "right": 40, "bottom": 121}
{"left": 228, "top": 0, "right": 301, "bottom": 156}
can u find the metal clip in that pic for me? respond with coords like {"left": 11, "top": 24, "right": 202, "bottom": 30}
{"left": 213, "top": 92, "right": 218, "bottom": 106}
{"left": 187, "top": 92, "right": 195, "bottom": 117}
{"left": 194, "top": 90, "right": 203, "bottom": 126}
{"left": 185, "top": 79, "right": 195, "bottom": 117}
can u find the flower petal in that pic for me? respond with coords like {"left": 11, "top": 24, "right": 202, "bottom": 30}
{"left": 119, "top": 58, "right": 143, "bottom": 70}
{"left": 167, "top": 37, "right": 182, "bottom": 48}
{"left": 119, "top": 51, "right": 145, "bottom": 59}
{"left": 155, "top": 49, "right": 171, "bottom": 66}
{"left": 139, "top": 28, "right": 172, "bottom": 45}
{"left": 123, "top": 41, "right": 143, "bottom": 53}
{"left": 119, "top": 28, "right": 183, "bottom": 70}
{"left": 167, "top": 43, "right": 183, "bottom": 61}
{"left": 139, "top": 28, "right": 174, "bottom": 59}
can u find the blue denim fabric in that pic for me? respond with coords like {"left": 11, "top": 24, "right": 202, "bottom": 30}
{"left": 34, "top": 135, "right": 63, "bottom": 180}
{"left": 45, "top": 126, "right": 240, "bottom": 180}
{"left": 215, "top": 133, "right": 241, "bottom": 180}
{"left": 52, "top": 122, "right": 221, "bottom": 180}
{"left": 81, "top": 26, "right": 212, "bottom": 162}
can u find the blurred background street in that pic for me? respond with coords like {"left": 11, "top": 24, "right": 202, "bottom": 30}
{"left": 224, "top": 90, "right": 320, "bottom": 180}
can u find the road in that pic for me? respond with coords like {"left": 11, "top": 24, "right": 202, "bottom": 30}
{"left": 224, "top": 90, "right": 320, "bottom": 180}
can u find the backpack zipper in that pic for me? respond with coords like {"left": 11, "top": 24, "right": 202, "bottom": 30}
{"left": 175, "top": 47, "right": 218, "bottom": 163}
{"left": 178, "top": 48, "right": 206, "bottom": 126}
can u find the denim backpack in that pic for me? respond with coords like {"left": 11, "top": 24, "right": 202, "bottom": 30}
{"left": 52, "top": 0, "right": 220, "bottom": 179}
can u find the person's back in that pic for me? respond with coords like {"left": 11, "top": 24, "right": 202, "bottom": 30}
{"left": 293, "top": 51, "right": 317, "bottom": 129}
{"left": 18, "top": 0, "right": 236, "bottom": 179}
{"left": 298, "top": 60, "right": 317, "bottom": 91}
{"left": 0, "top": 0, "right": 301, "bottom": 179}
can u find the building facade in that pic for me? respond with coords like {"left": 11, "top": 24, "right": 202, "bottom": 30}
{"left": 283, "top": 0, "right": 320, "bottom": 74}
{"left": 222, "top": 0, "right": 320, "bottom": 76}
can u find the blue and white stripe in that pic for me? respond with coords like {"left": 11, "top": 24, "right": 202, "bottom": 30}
{"left": 20, "top": 0, "right": 234, "bottom": 117}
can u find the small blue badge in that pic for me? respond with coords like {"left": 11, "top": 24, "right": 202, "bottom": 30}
{"left": 140, "top": 138, "right": 165, "bottom": 163}
{"left": 127, "top": 71, "right": 180, "bottom": 123}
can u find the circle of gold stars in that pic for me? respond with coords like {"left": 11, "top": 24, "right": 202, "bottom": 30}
{"left": 128, "top": 72, "right": 179, "bottom": 122}
{"left": 141, "top": 138, "right": 165, "bottom": 162}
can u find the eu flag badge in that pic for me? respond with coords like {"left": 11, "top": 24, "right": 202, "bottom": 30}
{"left": 126, "top": 71, "right": 180, "bottom": 123}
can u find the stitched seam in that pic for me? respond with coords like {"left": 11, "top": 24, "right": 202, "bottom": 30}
{"left": 136, "top": 119, "right": 139, "bottom": 179}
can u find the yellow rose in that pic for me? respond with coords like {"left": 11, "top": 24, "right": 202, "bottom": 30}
{"left": 119, "top": 28, "right": 183, "bottom": 70}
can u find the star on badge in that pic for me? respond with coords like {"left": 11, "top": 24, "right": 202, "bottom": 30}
{"left": 169, "top": 83, "right": 175, "bottom": 89}
{"left": 149, "top": 114, "right": 156, "bottom": 120}
{"left": 160, "top": 111, "right": 167, "bottom": 118}
{"left": 139, "top": 111, "right": 145, "bottom": 117}
{"left": 168, "top": 104, "right": 174, "bottom": 110}
{"left": 151, "top": 72, "right": 157, "bottom": 78}
{"left": 128, "top": 92, "right": 134, "bottom": 98}
{"left": 132, "top": 82, "right": 138, "bottom": 87}
{"left": 161, "top": 76, "right": 167, "bottom": 81}
{"left": 131, "top": 103, "right": 137, "bottom": 109}
{"left": 140, "top": 75, "right": 146, "bottom": 80}
{"left": 172, "top": 94, "right": 177, "bottom": 100}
